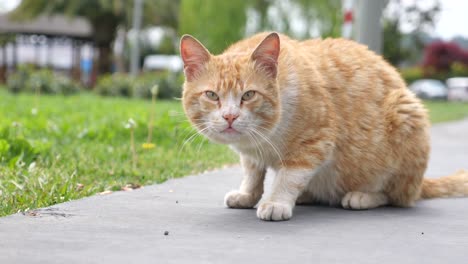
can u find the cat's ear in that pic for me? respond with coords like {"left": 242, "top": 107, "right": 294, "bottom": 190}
{"left": 180, "top": 35, "right": 211, "bottom": 82}
{"left": 251, "top": 32, "right": 280, "bottom": 78}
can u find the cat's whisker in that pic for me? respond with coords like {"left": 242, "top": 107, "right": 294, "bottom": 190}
{"left": 194, "top": 125, "right": 213, "bottom": 155}
{"left": 247, "top": 130, "right": 266, "bottom": 166}
{"left": 195, "top": 136, "right": 207, "bottom": 156}
{"left": 255, "top": 125, "right": 287, "bottom": 151}
{"left": 250, "top": 128, "right": 284, "bottom": 167}
{"left": 173, "top": 117, "right": 206, "bottom": 124}
{"left": 176, "top": 126, "right": 213, "bottom": 172}
{"left": 168, "top": 111, "right": 186, "bottom": 116}
{"left": 245, "top": 131, "right": 261, "bottom": 163}
{"left": 177, "top": 125, "right": 211, "bottom": 160}
{"left": 177, "top": 125, "right": 201, "bottom": 144}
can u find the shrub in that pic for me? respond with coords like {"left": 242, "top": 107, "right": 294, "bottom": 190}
{"left": 94, "top": 73, "right": 134, "bottom": 97}
{"left": 141, "top": 72, "right": 183, "bottom": 100}
{"left": 400, "top": 67, "right": 424, "bottom": 84}
{"left": 422, "top": 42, "right": 468, "bottom": 73}
{"left": 400, "top": 63, "right": 468, "bottom": 85}
{"left": 6, "top": 65, "right": 81, "bottom": 95}
{"left": 449, "top": 62, "right": 468, "bottom": 77}
{"left": 95, "top": 71, "right": 183, "bottom": 100}
{"left": 132, "top": 73, "right": 160, "bottom": 99}
{"left": 5, "top": 65, "right": 32, "bottom": 93}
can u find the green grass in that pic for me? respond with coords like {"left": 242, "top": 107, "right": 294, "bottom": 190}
{"left": 1, "top": 89, "right": 467, "bottom": 217}
{"left": 424, "top": 100, "right": 468, "bottom": 123}
{"left": 0, "top": 89, "right": 236, "bottom": 216}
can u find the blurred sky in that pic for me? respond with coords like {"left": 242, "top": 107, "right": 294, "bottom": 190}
{"left": 430, "top": 0, "right": 468, "bottom": 39}
{"left": 0, "top": 0, "right": 467, "bottom": 40}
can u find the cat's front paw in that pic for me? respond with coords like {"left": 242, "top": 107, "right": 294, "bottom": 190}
{"left": 224, "top": 191, "right": 258, "bottom": 209}
{"left": 256, "top": 201, "right": 292, "bottom": 221}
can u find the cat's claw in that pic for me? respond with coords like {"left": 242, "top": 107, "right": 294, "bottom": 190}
{"left": 256, "top": 201, "right": 292, "bottom": 221}
{"left": 224, "top": 191, "right": 258, "bottom": 209}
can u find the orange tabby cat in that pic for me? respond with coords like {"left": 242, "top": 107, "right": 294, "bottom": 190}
{"left": 180, "top": 32, "right": 468, "bottom": 221}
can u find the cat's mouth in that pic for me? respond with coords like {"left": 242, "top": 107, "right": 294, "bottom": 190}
{"left": 221, "top": 127, "right": 240, "bottom": 134}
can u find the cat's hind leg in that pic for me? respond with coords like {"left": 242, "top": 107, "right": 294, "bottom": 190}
{"left": 341, "top": 191, "right": 388, "bottom": 210}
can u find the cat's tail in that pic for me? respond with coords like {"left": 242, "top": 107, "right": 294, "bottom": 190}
{"left": 421, "top": 170, "right": 468, "bottom": 199}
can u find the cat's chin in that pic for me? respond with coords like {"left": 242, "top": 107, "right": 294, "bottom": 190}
{"left": 207, "top": 131, "right": 245, "bottom": 145}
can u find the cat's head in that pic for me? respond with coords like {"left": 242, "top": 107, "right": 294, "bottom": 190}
{"left": 180, "top": 33, "right": 282, "bottom": 145}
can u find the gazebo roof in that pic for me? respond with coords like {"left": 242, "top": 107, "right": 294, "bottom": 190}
{"left": 0, "top": 14, "right": 92, "bottom": 39}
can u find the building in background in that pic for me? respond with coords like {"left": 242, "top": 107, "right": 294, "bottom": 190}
{"left": 0, "top": 14, "right": 94, "bottom": 84}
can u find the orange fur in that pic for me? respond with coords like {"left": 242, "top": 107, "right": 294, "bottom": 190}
{"left": 180, "top": 32, "right": 468, "bottom": 221}
{"left": 422, "top": 170, "right": 468, "bottom": 198}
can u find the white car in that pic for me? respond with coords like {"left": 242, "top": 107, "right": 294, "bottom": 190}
{"left": 446, "top": 77, "right": 468, "bottom": 102}
{"left": 409, "top": 79, "right": 448, "bottom": 100}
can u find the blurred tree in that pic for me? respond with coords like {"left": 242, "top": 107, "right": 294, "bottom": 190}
{"left": 250, "top": 0, "right": 270, "bottom": 31}
{"left": 383, "top": 0, "right": 441, "bottom": 66}
{"left": 249, "top": 0, "right": 342, "bottom": 39}
{"left": 289, "top": 0, "right": 342, "bottom": 38}
{"left": 10, "top": 0, "right": 179, "bottom": 75}
{"left": 423, "top": 41, "right": 468, "bottom": 73}
{"left": 179, "top": 0, "right": 342, "bottom": 54}
{"left": 0, "top": 34, "right": 16, "bottom": 83}
{"left": 179, "top": 0, "right": 249, "bottom": 54}
{"left": 383, "top": 19, "right": 410, "bottom": 65}
{"left": 310, "top": 1, "right": 342, "bottom": 37}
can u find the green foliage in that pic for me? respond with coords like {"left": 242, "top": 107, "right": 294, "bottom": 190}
{"left": 383, "top": 19, "right": 410, "bottom": 66}
{"left": 6, "top": 65, "right": 81, "bottom": 95}
{"left": 0, "top": 33, "right": 15, "bottom": 46}
{"left": 158, "top": 34, "right": 177, "bottom": 55}
{"left": 0, "top": 137, "right": 43, "bottom": 169}
{"left": 400, "top": 63, "right": 468, "bottom": 85}
{"left": 450, "top": 62, "right": 468, "bottom": 77}
{"left": 400, "top": 67, "right": 424, "bottom": 84}
{"left": 383, "top": 0, "right": 441, "bottom": 66}
{"left": 0, "top": 123, "right": 52, "bottom": 170}
{"left": 179, "top": 0, "right": 248, "bottom": 54}
{"left": 0, "top": 89, "right": 236, "bottom": 216}
{"left": 178, "top": 0, "right": 343, "bottom": 54}
{"left": 284, "top": 0, "right": 342, "bottom": 38}
{"left": 94, "top": 73, "right": 134, "bottom": 97}
{"left": 10, "top": 0, "right": 178, "bottom": 30}
{"left": 95, "top": 72, "right": 183, "bottom": 99}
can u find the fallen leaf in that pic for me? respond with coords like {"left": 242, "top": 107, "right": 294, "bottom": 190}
{"left": 99, "top": 190, "right": 113, "bottom": 195}
{"left": 121, "top": 186, "right": 133, "bottom": 191}
{"left": 76, "top": 183, "right": 84, "bottom": 191}
{"left": 121, "top": 183, "right": 142, "bottom": 191}
{"left": 24, "top": 211, "right": 39, "bottom": 217}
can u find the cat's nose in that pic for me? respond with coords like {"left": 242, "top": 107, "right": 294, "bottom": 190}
{"left": 223, "top": 113, "right": 239, "bottom": 126}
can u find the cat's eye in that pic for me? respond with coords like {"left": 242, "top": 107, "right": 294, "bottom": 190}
{"left": 242, "top": 91, "right": 256, "bottom": 101}
{"left": 205, "top": 91, "right": 219, "bottom": 101}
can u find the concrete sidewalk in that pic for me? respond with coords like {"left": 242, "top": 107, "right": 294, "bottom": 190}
{"left": 1, "top": 119, "right": 468, "bottom": 264}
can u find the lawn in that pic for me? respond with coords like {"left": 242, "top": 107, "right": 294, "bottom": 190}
{"left": 1, "top": 90, "right": 468, "bottom": 217}
{"left": 425, "top": 100, "right": 468, "bottom": 123}
{"left": 0, "top": 89, "right": 237, "bottom": 216}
